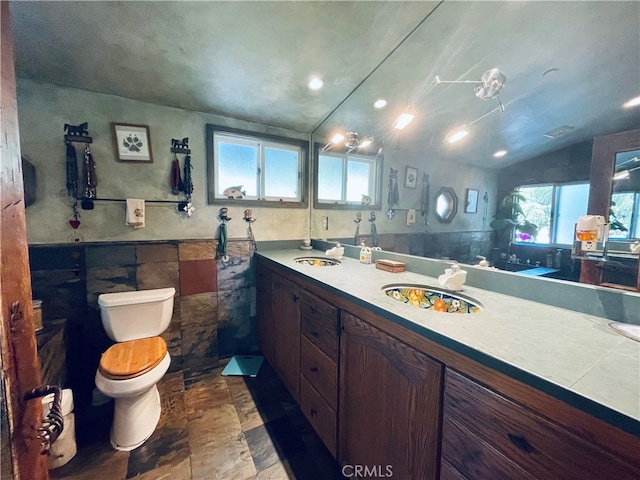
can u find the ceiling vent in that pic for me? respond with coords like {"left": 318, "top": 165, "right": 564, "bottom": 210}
{"left": 543, "top": 125, "right": 575, "bottom": 139}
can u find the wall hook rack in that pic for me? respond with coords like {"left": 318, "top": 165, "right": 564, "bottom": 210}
{"left": 64, "top": 122, "right": 93, "bottom": 144}
{"left": 170, "top": 137, "right": 191, "bottom": 154}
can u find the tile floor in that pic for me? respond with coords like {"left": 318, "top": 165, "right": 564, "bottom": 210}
{"left": 51, "top": 359, "right": 345, "bottom": 480}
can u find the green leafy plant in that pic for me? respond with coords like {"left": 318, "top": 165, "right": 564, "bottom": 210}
{"left": 490, "top": 190, "right": 538, "bottom": 238}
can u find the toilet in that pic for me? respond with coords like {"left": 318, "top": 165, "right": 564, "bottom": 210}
{"left": 95, "top": 287, "right": 175, "bottom": 451}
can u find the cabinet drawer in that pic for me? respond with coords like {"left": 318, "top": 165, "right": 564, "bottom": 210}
{"left": 442, "top": 416, "right": 535, "bottom": 480}
{"left": 300, "top": 291, "right": 338, "bottom": 361}
{"left": 444, "top": 369, "right": 640, "bottom": 480}
{"left": 300, "top": 375, "right": 337, "bottom": 457}
{"left": 300, "top": 335, "right": 337, "bottom": 409}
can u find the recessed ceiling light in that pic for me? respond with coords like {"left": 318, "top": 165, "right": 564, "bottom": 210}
{"left": 307, "top": 77, "right": 324, "bottom": 91}
{"left": 445, "top": 128, "right": 469, "bottom": 144}
{"left": 373, "top": 99, "right": 387, "bottom": 109}
{"left": 623, "top": 95, "right": 640, "bottom": 108}
{"left": 393, "top": 112, "right": 415, "bottom": 130}
{"left": 493, "top": 149, "right": 508, "bottom": 158}
{"left": 330, "top": 133, "right": 345, "bottom": 144}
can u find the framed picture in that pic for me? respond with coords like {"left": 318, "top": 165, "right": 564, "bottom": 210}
{"left": 111, "top": 123, "right": 153, "bottom": 163}
{"left": 404, "top": 166, "right": 418, "bottom": 189}
{"left": 465, "top": 188, "right": 479, "bottom": 213}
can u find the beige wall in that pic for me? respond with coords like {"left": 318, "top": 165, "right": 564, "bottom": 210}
{"left": 18, "top": 79, "right": 310, "bottom": 244}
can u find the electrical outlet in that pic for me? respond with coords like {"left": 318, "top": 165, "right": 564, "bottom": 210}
{"left": 322, "top": 216, "right": 329, "bottom": 230}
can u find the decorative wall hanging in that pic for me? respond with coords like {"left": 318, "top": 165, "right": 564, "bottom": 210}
{"left": 388, "top": 168, "right": 399, "bottom": 207}
{"left": 404, "top": 166, "right": 418, "bottom": 189}
{"left": 421, "top": 173, "right": 430, "bottom": 226}
{"left": 111, "top": 123, "right": 153, "bottom": 162}
{"left": 465, "top": 188, "right": 479, "bottom": 213}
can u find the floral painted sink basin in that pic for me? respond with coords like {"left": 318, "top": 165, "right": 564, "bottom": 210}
{"left": 295, "top": 257, "right": 341, "bottom": 266}
{"left": 382, "top": 284, "right": 482, "bottom": 314}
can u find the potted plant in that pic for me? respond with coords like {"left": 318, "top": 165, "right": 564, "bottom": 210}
{"left": 490, "top": 190, "right": 538, "bottom": 240}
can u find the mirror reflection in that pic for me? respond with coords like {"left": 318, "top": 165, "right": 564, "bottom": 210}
{"left": 435, "top": 187, "right": 457, "bottom": 223}
{"left": 311, "top": 1, "right": 639, "bottom": 289}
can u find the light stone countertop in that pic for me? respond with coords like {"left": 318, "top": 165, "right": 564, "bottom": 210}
{"left": 257, "top": 248, "right": 640, "bottom": 436}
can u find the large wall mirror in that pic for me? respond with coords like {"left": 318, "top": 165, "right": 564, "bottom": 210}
{"left": 310, "top": 1, "right": 639, "bottom": 278}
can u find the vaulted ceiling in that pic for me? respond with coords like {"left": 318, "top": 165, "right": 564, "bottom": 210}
{"left": 9, "top": 1, "right": 640, "bottom": 169}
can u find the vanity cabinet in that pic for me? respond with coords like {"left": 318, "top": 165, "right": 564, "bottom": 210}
{"left": 271, "top": 275, "right": 300, "bottom": 402}
{"left": 256, "top": 266, "right": 275, "bottom": 366}
{"left": 299, "top": 289, "right": 339, "bottom": 456}
{"left": 256, "top": 257, "right": 640, "bottom": 479}
{"left": 339, "top": 311, "right": 443, "bottom": 480}
{"left": 442, "top": 368, "right": 640, "bottom": 480}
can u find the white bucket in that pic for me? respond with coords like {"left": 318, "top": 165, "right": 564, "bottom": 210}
{"left": 42, "top": 388, "right": 77, "bottom": 469}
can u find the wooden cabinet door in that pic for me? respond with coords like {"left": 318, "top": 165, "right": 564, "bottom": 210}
{"left": 339, "top": 311, "right": 443, "bottom": 480}
{"left": 272, "top": 275, "right": 300, "bottom": 402}
{"left": 256, "top": 263, "right": 275, "bottom": 366}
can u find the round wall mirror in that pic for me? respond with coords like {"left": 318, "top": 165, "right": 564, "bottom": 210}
{"left": 435, "top": 187, "right": 458, "bottom": 223}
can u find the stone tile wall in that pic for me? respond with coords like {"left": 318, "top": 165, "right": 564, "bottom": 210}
{"left": 30, "top": 239, "right": 257, "bottom": 406}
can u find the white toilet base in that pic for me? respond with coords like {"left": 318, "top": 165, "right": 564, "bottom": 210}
{"left": 110, "top": 385, "right": 161, "bottom": 451}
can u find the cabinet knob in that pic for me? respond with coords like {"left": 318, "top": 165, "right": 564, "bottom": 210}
{"left": 310, "top": 306, "right": 318, "bottom": 314}
{"left": 310, "top": 367, "right": 319, "bottom": 372}
{"left": 310, "top": 408, "right": 317, "bottom": 417}
{"left": 311, "top": 331, "right": 319, "bottom": 337}
{"left": 507, "top": 433, "right": 533, "bottom": 453}
{"left": 293, "top": 294, "right": 299, "bottom": 302}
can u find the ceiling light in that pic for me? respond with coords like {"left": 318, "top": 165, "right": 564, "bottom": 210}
{"left": 614, "top": 170, "right": 629, "bottom": 180}
{"left": 358, "top": 136, "right": 373, "bottom": 149}
{"left": 322, "top": 132, "right": 374, "bottom": 153}
{"left": 445, "top": 128, "right": 469, "bottom": 144}
{"left": 307, "top": 77, "right": 324, "bottom": 91}
{"left": 435, "top": 68, "right": 507, "bottom": 111}
{"left": 373, "top": 99, "right": 388, "bottom": 109}
{"left": 623, "top": 95, "right": 640, "bottom": 108}
{"left": 393, "top": 112, "right": 415, "bottom": 130}
{"left": 330, "top": 133, "right": 345, "bottom": 144}
{"left": 493, "top": 149, "right": 508, "bottom": 158}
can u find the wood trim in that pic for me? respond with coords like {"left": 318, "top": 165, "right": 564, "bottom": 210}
{"left": 258, "top": 258, "right": 640, "bottom": 467}
{"left": 1, "top": 3, "right": 49, "bottom": 478}
{"left": 581, "top": 128, "right": 640, "bottom": 290}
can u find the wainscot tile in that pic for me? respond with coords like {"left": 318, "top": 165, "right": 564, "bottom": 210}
{"left": 86, "top": 244, "right": 136, "bottom": 268}
{"left": 31, "top": 268, "right": 87, "bottom": 320}
{"left": 136, "top": 261, "right": 180, "bottom": 292}
{"left": 29, "top": 245, "right": 85, "bottom": 271}
{"left": 217, "top": 257, "right": 252, "bottom": 291}
{"left": 179, "top": 259, "right": 217, "bottom": 295}
{"left": 226, "top": 240, "right": 254, "bottom": 257}
{"left": 86, "top": 266, "right": 136, "bottom": 307}
{"left": 136, "top": 243, "right": 178, "bottom": 264}
{"left": 181, "top": 323, "right": 218, "bottom": 364}
{"left": 178, "top": 241, "right": 217, "bottom": 261}
{"left": 179, "top": 292, "right": 217, "bottom": 328}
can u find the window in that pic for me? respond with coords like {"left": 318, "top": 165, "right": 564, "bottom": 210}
{"left": 516, "top": 182, "right": 590, "bottom": 245}
{"left": 206, "top": 125, "right": 307, "bottom": 206}
{"left": 315, "top": 148, "right": 383, "bottom": 209}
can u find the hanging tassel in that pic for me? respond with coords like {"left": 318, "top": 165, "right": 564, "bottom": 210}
{"left": 83, "top": 144, "right": 97, "bottom": 199}
{"left": 371, "top": 222, "right": 379, "bottom": 247}
{"left": 66, "top": 142, "right": 78, "bottom": 199}
{"left": 219, "top": 222, "right": 227, "bottom": 256}
{"left": 170, "top": 155, "right": 182, "bottom": 195}
{"left": 183, "top": 155, "right": 193, "bottom": 197}
{"left": 421, "top": 173, "right": 430, "bottom": 219}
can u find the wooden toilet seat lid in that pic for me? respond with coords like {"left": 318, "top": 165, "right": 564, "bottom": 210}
{"left": 99, "top": 336, "right": 167, "bottom": 380}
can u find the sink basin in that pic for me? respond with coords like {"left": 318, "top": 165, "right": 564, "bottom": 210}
{"left": 382, "top": 284, "right": 482, "bottom": 314}
{"left": 608, "top": 322, "right": 640, "bottom": 342}
{"left": 295, "top": 256, "right": 341, "bottom": 266}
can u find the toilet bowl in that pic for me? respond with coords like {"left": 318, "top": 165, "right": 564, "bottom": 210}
{"left": 95, "top": 287, "right": 175, "bottom": 451}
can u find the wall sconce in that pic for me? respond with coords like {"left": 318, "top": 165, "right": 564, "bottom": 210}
{"left": 322, "top": 131, "right": 374, "bottom": 153}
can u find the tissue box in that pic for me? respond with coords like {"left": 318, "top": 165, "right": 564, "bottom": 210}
{"left": 375, "top": 259, "right": 406, "bottom": 273}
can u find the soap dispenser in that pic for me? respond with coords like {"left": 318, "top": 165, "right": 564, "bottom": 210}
{"left": 359, "top": 242, "right": 372, "bottom": 264}
{"left": 553, "top": 248, "right": 563, "bottom": 269}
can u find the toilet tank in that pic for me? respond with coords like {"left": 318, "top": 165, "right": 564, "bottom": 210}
{"left": 98, "top": 287, "right": 175, "bottom": 342}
